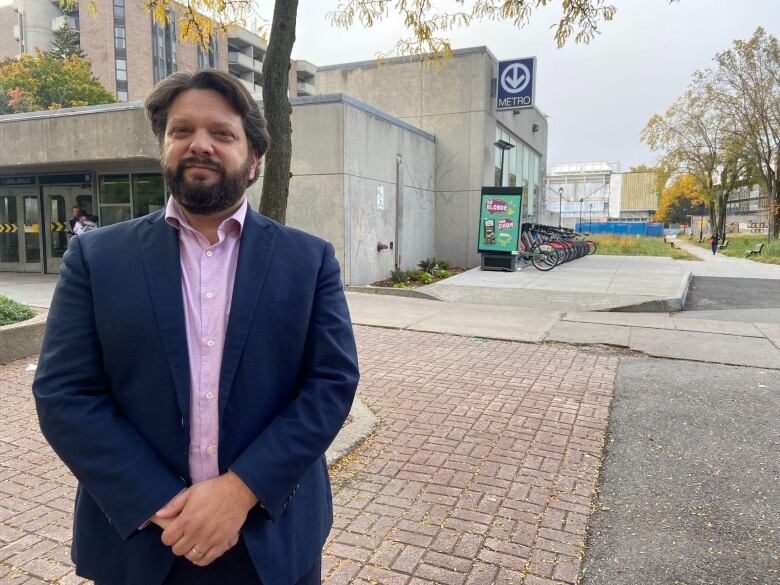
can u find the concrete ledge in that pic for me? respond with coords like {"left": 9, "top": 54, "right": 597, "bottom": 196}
{"left": 346, "top": 285, "right": 442, "bottom": 302}
{"left": 608, "top": 269, "right": 692, "bottom": 313}
{"left": 0, "top": 311, "right": 46, "bottom": 365}
{"left": 326, "top": 396, "right": 378, "bottom": 466}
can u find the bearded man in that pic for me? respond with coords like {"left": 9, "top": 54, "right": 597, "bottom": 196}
{"left": 33, "top": 69, "right": 359, "bottom": 585}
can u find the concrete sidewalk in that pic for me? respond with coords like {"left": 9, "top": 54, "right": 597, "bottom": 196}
{"left": 346, "top": 292, "right": 780, "bottom": 369}
{"left": 419, "top": 255, "right": 692, "bottom": 312}
{"left": 673, "top": 239, "right": 780, "bottom": 279}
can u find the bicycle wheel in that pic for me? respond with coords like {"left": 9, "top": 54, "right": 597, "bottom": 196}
{"left": 586, "top": 240, "right": 597, "bottom": 255}
{"left": 531, "top": 244, "right": 558, "bottom": 271}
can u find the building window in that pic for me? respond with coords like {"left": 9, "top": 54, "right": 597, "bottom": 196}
{"left": 152, "top": 12, "right": 177, "bottom": 84}
{"left": 113, "top": 0, "right": 127, "bottom": 99}
{"left": 115, "top": 27, "right": 126, "bottom": 49}
{"left": 99, "top": 173, "right": 166, "bottom": 226}
{"left": 116, "top": 59, "right": 127, "bottom": 81}
{"left": 198, "top": 36, "right": 219, "bottom": 69}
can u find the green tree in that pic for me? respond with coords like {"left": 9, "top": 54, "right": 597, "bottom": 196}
{"left": 710, "top": 28, "right": 780, "bottom": 238}
{"left": 0, "top": 50, "right": 115, "bottom": 113}
{"left": 642, "top": 68, "right": 748, "bottom": 240}
{"left": 654, "top": 174, "right": 700, "bottom": 225}
{"left": 50, "top": 21, "right": 85, "bottom": 59}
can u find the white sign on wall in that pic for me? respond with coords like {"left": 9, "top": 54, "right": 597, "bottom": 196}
{"left": 376, "top": 186, "right": 385, "bottom": 210}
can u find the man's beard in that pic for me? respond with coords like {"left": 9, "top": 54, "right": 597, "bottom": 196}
{"left": 163, "top": 155, "right": 251, "bottom": 215}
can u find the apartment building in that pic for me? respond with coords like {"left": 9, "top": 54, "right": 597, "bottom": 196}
{"left": 1, "top": 0, "right": 316, "bottom": 102}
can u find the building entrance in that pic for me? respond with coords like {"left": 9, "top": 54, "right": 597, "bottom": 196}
{"left": 42, "top": 185, "right": 94, "bottom": 273}
{"left": 0, "top": 190, "right": 43, "bottom": 272}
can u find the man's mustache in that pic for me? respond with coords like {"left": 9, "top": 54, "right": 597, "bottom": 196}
{"left": 179, "top": 157, "right": 224, "bottom": 172}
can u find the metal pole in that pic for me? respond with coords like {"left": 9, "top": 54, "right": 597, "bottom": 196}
{"left": 699, "top": 204, "right": 704, "bottom": 242}
{"left": 499, "top": 149, "right": 505, "bottom": 187}
{"left": 579, "top": 198, "right": 583, "bottom": 232}
{"left": 589, "top": 204, "right": 592, "bottom": 233}
{"left": 558, "top": 187, "right": 564, "bottom": 228}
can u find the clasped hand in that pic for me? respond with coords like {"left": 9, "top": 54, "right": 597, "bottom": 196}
{"left": 151, "top": 471, "right": 258, "bottom": 567}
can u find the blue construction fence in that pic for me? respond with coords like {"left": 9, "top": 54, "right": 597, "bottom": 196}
{"left": 575, "top": 222, "right": 664, "bottom": 237}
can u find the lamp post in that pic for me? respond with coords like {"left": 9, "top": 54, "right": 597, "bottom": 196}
{"left": 699, "top": 202, "right": 705, "bottom": 243}
{"left": 494, "top": 139, "right": 515, "bottom": 187}
{"left": 558, "top": 186, "right": 564, "bottom": 228}
{"left": 579, "top": 198, "right": 584, "bottom": 232}
{"left": 589, "top": 203, "right": 593, "bottom": 233}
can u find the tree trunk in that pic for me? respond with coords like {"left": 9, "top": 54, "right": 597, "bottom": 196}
{"left": 259, "top": 0, "right": 299, "bottom": 224}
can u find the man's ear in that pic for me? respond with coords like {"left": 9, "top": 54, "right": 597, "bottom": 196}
{"left": 248, "top": 152, "right": 260, "bottom": 181}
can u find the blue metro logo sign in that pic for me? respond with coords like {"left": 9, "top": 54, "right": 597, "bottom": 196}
{"left": 497, "top": 57, "right": 536, "bottom": 110}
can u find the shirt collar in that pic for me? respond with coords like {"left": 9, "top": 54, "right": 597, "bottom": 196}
{"left": 165, "top": 195, "right": 248, "bottom": 237}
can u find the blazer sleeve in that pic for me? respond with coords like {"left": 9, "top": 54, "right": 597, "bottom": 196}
{"left": 229, "top": 241, "right": 360, "bottom": 521}
{"left": 32, "top": 236, "right": 186, "bottom": 539}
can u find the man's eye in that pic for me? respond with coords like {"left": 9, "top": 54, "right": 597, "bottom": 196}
{"left": 215, "top": 131, "right": 234, "bottom": 138}
{"left": 172, "top": 128, "right": 191, "bottom": 136}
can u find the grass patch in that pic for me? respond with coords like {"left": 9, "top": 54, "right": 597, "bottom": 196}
{"left": 591, "top": 235, "right": 701, "bottom": 261}
{"left": 0, "top": 295, "right": 35, "bottom": 326}
{"left": 691, "top": 233, "right": 780, "bottom": 264}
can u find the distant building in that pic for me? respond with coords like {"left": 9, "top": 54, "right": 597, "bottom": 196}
{"left": 546, "top": 162, "right": 659, "bottom": 227}
{"left": 0, "top": 0, "right": 314, "bottom": 102}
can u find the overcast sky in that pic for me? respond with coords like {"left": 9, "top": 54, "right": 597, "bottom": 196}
{"left": 277, "top": 0, "right": 780, "bottom": 171}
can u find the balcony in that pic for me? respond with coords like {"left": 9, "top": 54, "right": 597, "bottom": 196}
{"left": 227, "top": 27, "right": 268, "bottom": 54}
{"left": 229, "top": 51, "right": 262, "bottom": 74}
{"left": 295, "top": 59, "right": 316, "bottom": 79}
{"left": 296, "top": 80, "right": 315, "bottom": 97}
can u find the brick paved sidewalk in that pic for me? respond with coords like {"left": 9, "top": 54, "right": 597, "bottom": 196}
{"left": 0, "top": 326, "right": 617, "bottom": 585}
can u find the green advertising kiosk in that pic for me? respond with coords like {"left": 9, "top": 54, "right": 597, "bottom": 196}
{"left": 478, "top": 186, "right": 523, "bottom": 271}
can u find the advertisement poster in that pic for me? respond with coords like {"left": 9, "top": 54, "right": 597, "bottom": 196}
{"left": 478, "top": 187, "right": 523, "bottom": 253}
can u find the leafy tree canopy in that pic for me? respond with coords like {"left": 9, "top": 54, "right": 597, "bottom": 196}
{"left": 50, "top": 21, "right": 85, "bottom": 59}
{"left": 0, "top": 50, "right": 116, "bottom": 114}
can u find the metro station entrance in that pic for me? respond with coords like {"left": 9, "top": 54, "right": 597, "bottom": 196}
{"left": 42, "top": 184, "right": 95, "bottom": 273}
{"left": 0, "top": 189, "right": 42, "bottom": 272}
{"left": 0, "top": 174, "right": 95, "bottom": 274}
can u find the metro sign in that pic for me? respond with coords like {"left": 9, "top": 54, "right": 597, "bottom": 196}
{"left": 497, "top": 57, "right": 536, "bottom": 110}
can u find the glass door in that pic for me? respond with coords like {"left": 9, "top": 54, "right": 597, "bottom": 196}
{"left": 22, "top": 194, "right": 42, "bottom": 272}
{"left": 43, "top": 185, "right": 94, "bottom": 273}
{"left": 0, "top": 195, "right": 21, "bottom": 271}
{"left": 0, "top": 191, "right": 42, "bottom": 272}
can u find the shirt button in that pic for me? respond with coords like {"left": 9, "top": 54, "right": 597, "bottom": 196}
{"left": 206, "top": 445, "right": 215, "bottom": 455}
{"left": 206, "top": 250, "right": 213, "bottom": 257}
{"left": 206, "top": 392, "right": 215, "bottom": 400}
{"left": 206, "top": 292, "right": 214, "bottom": 299}
{"left": 207, "top": 339, "right": 215, "bottom": 347}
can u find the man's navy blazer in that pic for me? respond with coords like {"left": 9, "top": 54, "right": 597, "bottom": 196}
{"left": 32, "top": 207, "right": 360, "bottom": 585}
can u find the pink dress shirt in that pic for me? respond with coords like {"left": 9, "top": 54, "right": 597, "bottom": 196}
{"left": 165, "top": 196, "right": 247, "bottom": 484}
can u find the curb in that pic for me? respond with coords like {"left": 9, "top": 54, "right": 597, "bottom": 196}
{"left": 346, "top": 285, "right": 442, "bottom": 302}
{"left": 607, "top": 269, "right": 692, "bottom": 313}
{"left": 0, "top": 310, "right": 46, "bottom": 365}
{"left": 326, "top": 396, "right": 378, "bottom": 466}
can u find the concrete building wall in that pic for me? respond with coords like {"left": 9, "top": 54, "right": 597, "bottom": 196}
{"left": 343, "top": 102, "right": 435, "bottom": 285}
{"left": 0, "top": 6, "right": 18, "bottom": 59}
{"left": 12, "top": 0, "right": 61, "bottom": 53}
{"left": 0, "top": 104, "right": 159, "bottom": 170}
{"left": 251, "top": 95, "right": 435, "bottom": 285}
{"left": 318, "top": 47, "right": 548, "bottom": 268}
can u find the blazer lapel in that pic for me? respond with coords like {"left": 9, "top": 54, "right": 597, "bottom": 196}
{"left": 218, "top": 209, "right": 276, "bottom": 419}
{"left": 139, "top": 213, "right": 191, "bottom": 429}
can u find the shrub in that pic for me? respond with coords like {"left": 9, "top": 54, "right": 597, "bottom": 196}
{"left": 0, "top": 295, "right": 35, "bottom": 326}
{"left": 435, "top": 259, "right": 452, "bottom": 270}
{"left": 417, "top": 258, "right": 438, "bottom": 274}
{"left": 434, "top": 269, "right": 451, "bottom": 279}
{"left": 392, "top": 282, "right": 407, "bottom": 288}
{"left": 389, "top": 268, "right": 408, "bottom": 284}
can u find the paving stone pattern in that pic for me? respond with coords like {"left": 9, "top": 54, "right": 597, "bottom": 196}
{"left": 0, "top": 326, "right": 617, "bottom": 585}
{"left": 323, "top": 327, "right": 617, "bottom": 585}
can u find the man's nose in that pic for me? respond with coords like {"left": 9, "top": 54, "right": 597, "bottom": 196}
{"left": 187, "top": 129, "right": 215, "bottom": 156}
